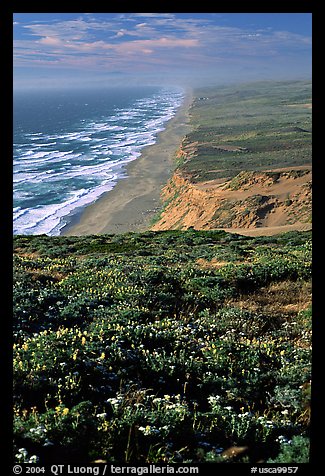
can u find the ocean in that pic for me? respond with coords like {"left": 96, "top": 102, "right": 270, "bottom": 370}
{"left": 13, "top": 85, "right": 184, "bottom": 235}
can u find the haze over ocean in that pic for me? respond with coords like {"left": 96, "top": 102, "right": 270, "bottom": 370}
{"left": 13, "top": 86, "right": 184, "bottom": 235}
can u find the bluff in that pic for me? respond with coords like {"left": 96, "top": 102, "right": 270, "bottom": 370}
{"left": 151, "top": 81, "right": 312, "bottom": 236}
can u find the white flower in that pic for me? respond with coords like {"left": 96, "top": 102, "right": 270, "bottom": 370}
{"left": 276, "top": 435, "right": 290, "bottom": 445}
{"left": 207, "top": 395, "right": 221, "bottom": 404}
{"left": 138, "top": 425, "right": 160, "bottom": 436}
{"left": 106, "top": 398, "right": 120, "bottom": 406}
{"left": 138, "top": 425, "right": 151, "bottom": 436}
{"left": 159, "top": 425, "right": 169, "bottom": 431}
{"left": 96, "top": 413, "right": 107, "bottom": 419}
{"left": 16, "top": 448, "right": 28, "bottom": 460}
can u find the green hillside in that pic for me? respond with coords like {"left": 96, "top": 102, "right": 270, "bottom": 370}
{"left": 13, "top": 230, "right": 311, "bottom": 464}
{"left": 179, "top": 80, "right": 312, "bottom": 182}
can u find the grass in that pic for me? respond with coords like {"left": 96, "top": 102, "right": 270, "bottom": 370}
{"left": 180, "top": 80, "right": 312, "bottom": 182}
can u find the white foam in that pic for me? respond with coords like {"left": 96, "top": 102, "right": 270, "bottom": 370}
{"left": 26, "top": 133, "right": 42, "bottom": 137}
{"left": 32, "top": 142, "right": 57, "bottom": 147}
{"left": 13, "top": 87, "right": 186, "bottom": 235}
{"left": 13, "top": 180, "right": 121, "bottom": 236}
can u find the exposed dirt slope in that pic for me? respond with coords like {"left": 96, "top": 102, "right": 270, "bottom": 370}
{"left": 151, "top": 166, "right": 311, "bottom": 234}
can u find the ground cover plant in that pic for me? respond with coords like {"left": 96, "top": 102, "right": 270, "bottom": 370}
{"left": 13, "top": 230, "right": 311, "bottom": 463}
{"left": 179, "top": 81, "right": 312, "bottom": 183}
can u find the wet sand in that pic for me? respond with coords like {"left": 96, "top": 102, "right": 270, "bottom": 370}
{"left": 62, "top": 90, "right": 193, "bottom": 235}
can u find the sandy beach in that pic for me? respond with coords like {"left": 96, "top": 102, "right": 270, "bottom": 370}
{"left": 62, "top": 90, "right": 193, "bottom": 235}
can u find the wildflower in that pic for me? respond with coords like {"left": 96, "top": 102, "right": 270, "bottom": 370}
{"left": 159, "top": 425, "right": 169, "bottom": 432}
{"left": 138, "top": 426, "right": 150, "bottom": 435}
{"left": 276, "top": 435, "right": 290, "bottom": 444}
{"left": 208, "top": 395, "right": 221, "bottom": 404}
{"left": 106, "top": 398, "right": 120, "bottom": 406}
{"left": 17, "top": 448, "right": 28, "bottom": 457}
{"left": 138, "top": 425, "right": 160, "bottom": 436}
{"left": 96, "top": 413, "right": 107, "bottom": 419}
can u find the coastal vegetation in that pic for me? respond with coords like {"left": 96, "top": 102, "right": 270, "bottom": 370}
{"left": 13, "top": 229, "right": 311, "bottom": 464}
{"left": 152, "top": 80, "right": 312, "bottom": 232}
{"left": 180, "top": 80, "right": 311, "bottom": 182}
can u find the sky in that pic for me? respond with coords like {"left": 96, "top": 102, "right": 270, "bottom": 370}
{"left": 13, "top": 12, "right": 312, "bottom": 90}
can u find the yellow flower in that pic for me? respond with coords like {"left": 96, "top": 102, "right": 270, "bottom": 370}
{"left": 81, "top": 336, "right": 86, "bottom": 345}
{"left": 62, "top": 408, "right": 69, "bottom": 416}
{"left": 100, "top": 352, "right": 105, "bottom": 360}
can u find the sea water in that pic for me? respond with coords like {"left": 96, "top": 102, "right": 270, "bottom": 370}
{"left": 13, "top": 85, "right": 184, "bottom": 235}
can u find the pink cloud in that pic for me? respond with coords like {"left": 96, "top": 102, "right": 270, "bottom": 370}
{"left": 34, "top": 36, "right": 200, "bottom": 57}
{"left": 140, "top": 37, "right": 199, "bottom": 48}
{"left": 38, "top": 36, "right": 63, "bottom": 46}
{"left": 115, "top": 37, "right": 200, "bottom": 55}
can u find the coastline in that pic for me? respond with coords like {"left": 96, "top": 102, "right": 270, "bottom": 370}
{"left": 61, "top": 89, "right": 193, "bottom": 236}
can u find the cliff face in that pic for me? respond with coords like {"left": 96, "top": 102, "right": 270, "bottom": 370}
{"left": 151, "top": 167, "right": 312, "bottom": 232}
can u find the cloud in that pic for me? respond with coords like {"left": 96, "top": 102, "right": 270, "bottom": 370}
{"left": 39, "top": 36, "right": 63, "bottom": 46}
{"left": 116, "top": 37, "right": 200, "bottom": 52}
{"left": 132, "top": 13, "right": 175, "bottom": 18}
{"left": 13, "top": 13, "right": 311, "bottom": 83}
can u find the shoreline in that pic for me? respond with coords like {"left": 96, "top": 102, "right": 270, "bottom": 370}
{"left": 61, "top": 89, "right": 193, "bottom": 236}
